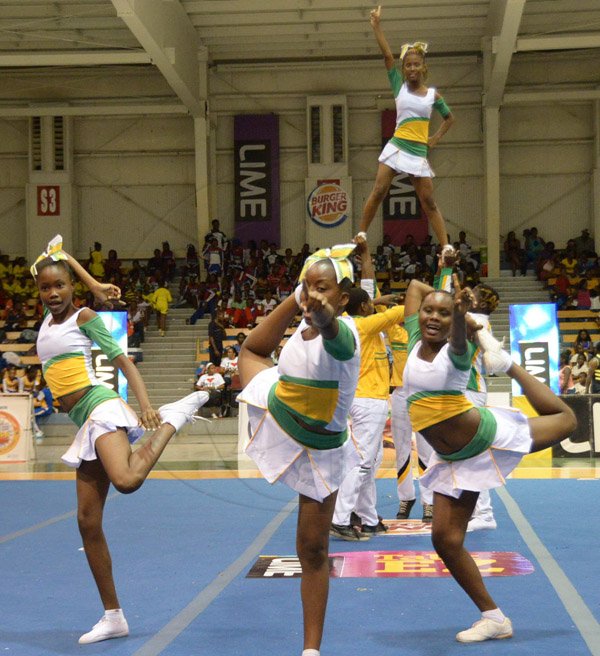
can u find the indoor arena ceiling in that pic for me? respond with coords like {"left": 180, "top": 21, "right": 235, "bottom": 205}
{"left": 0, "top": 0, "right": 598, "bottom": 114}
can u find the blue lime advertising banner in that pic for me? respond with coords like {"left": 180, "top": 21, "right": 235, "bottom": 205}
{"left": 92, "top": 311, "right": 128, "bottom": 401}
{"left": 509, "top": 303, "right": 559, "bottom": 395}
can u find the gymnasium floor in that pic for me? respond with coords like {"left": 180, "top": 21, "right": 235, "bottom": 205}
{"left": 2, "top": 431, "right": 600, "bottom": 656}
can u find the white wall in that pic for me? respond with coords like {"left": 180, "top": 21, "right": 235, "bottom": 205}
{"left": 0, "top": 51, "right": 597, "bottom": 257}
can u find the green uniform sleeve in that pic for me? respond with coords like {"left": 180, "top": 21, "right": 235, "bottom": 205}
{"left": 448, "top": 342, "right": 478, "bottom": 371}
{"left": 80, "top": 315, "right": 123, "bottom": 361}
{"left": 433, "top": 96, "right": 451, "bottom": 118}
{"left": 323, "top": 319, "right": 356, "bottom": 362}
{"left": 405, "top": 313, "right": 421, "bottom": 354}
{"left": 387, "top": 67, "right": 404, "bottom": 97}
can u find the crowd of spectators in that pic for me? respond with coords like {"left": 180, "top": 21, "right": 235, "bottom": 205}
{"left": 3, "top": 221, "right": 599, "bottom": 418}
{"left": 558, "top": 327, "right": 600, "bottom": 395}
{"left": 503, "top": 226, "right": 599, "bottom": 311}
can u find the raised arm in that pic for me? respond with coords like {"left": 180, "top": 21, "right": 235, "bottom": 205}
{"left": 405, "top": 278, "right": 434, "bottom": 316}
{"left": 449, "top": 275, "right": 473, "bottom": 356}
{"left": 370, "top": 6, "right": 395, "bottom": 70}
{"left": 62, "top": 251, "right": 122, "bottom": 305}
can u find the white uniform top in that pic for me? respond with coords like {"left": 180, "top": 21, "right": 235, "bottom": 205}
{"left": 274, "top": 316, "right": 361, "bottom": 433}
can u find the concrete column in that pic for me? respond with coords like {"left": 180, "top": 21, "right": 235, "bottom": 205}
{"left": 593, "top": 100, "right": 600, "bottom": 244}
{"left": 483, "top": 107, "right": 501, "bottom": 278}
{"left": 194, "top": 47, "right": 210, "bottom": 245}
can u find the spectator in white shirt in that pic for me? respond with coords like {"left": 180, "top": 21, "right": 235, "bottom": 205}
{"left": 195, "top": 363, "right": 226, "bottom": 418}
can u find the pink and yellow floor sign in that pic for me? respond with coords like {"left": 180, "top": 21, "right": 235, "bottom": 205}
{"left": 247, "top": 551, "right": 534, "bottom": 578}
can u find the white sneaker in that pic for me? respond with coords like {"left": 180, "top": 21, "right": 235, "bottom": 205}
{"left": 482, "top": 349, "right": 513, "bottom": 375}
{"left": 159, "top": 391, "right": 209, "bottom": 432}
{"left": 78, "top": 613, "right": 129, "bottom": 644}
{"left": 467, "top": 515, "right": 498, "bottom": 531}
{"left": 456, "top": 617, "right": 513, "bottom": 643}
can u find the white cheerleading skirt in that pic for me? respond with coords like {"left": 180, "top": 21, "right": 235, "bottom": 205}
{"left": 237, "top": 367, "right": 362, "bottom": 503}
{"left": 419, "top": 406, "right": 533, "bottom": 499}
{"left": 61, "top": 398, "right": 145, "bottom": 468}
{"left": 379, "top": 142, "right": 434, "bottom": 178}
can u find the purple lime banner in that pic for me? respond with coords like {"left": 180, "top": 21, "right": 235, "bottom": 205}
{"left": 234, "top": 114, "right": 280, "bottom": 246}
{"left": 381, "top": 109, "right": 427, "bottom": 246}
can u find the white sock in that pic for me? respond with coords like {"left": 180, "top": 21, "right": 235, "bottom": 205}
{"left": 104, "top": 608, "right": 125, "bottom": 621}
{"left": 482, "top": 608, "right": 505, "bottom": 623}
{"left": 302, "top": 650, "right": 320, "bottom": 656}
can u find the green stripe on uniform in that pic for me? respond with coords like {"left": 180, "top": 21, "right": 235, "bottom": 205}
{"left": 42, "top": 351, "right": 85, "bottom": 374}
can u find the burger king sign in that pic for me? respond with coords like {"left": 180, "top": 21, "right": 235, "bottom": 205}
{"left": 307, "top": 181, "right": 349, "bottom": 228}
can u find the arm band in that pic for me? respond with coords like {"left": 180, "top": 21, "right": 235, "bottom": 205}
{"left": 80, "top": 315, "right": 124, "bottom": 361}
{"left": 448, "top": 344, "right": 477, "bottom": 372}
{"left": 433, "top": 97, "right": 451, "bottom": 118}
{"left": 323, "top": 319, "right": 356, "bottom": 361}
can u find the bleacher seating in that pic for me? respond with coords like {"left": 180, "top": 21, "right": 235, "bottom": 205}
{"left": 558, "top": 310, "right": 600, "bottom": 346}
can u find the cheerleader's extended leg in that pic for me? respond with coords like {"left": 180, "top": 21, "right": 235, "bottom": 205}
{"left": 409, "top": 175, "right": 449, "bottom": 247}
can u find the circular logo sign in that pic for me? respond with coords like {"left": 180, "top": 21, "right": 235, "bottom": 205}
{"left": 0, "top": 410, "right": 20, "bottom": 455}
{"left": 307, "top": 183, "right": 348, "bottom": 228}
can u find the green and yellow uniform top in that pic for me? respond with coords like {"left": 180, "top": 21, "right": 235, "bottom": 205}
{"left": 387, "top": 68, "right": 451, "bottom": 158}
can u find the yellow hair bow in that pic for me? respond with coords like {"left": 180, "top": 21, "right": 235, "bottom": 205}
{"left": 30, "top": 234, "right": 68, "bottom": 277}
{"left": 400, "top": 41, "right": 428, "bottom": 61}
{"left": 299, "top": 244, "right": 356, "bottom": 283}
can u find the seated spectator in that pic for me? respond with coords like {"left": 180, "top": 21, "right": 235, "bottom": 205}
{"left": 524, "top": 227, "right": 545, "bottom": 273}
{"left": 21, "top": 365, "right": 41, "bottom": 394}
{"left": 591, "top": 289, "right": 600, "bottom": 311}
{"left": 104, "top": 249, "right": 123, "bottom": 282}
{"left": 182, "top": 243, "right": 200, "bottom": 278}
{"left": 234, "top": 332, "right": 247, "bottom": 353}
{"left": 256, "top": 289, "right": 278, "bottom": 316}
{"left": 575, "top": 329, "right": 593, "bottom": 352}
{"left": 560, "top": 253, "right": 578, "bottom": 278}
{"left": 576, "top": 280, "right": 592, "bottom": 310}
{"left": 552, "top": 265, "right": 571, "bottom": 307}
{"left": 2, "top": 364, "right": 23, "bottom": 393}
{"left": 538, "top": 246, "right": 558, "bottom": 283}
{"left": 373, "top": 245, "right": 389, "bottom": 272}
{"left": 276, "top": 274, "right": 294, "bottom": 301}
{"left": 33, "top": 375, "right": 54, "bottom": 443}
{"left": 572, "top": 372, "right": 588, "bottom": 395}
{"left": 195, "top": 363, "right": 226, "bottom": 419}
{"left": 229, "top": 289, "right": 254, "bottom": 328}
{"left": 146, "top": 248, "right": 162, "bottom": 279}
{"left": 571, "top": 353, "right": 589, "bottom": 380}
{"left": 569, "top": 343, "right": 589, "bottom": 365}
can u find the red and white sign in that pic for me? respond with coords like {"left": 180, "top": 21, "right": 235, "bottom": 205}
{"left": 37, "top": 185, "right": 60, "bottom": 216}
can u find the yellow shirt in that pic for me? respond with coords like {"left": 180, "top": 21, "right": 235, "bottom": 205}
{"left": 353, "top": 305, "right": 404, "bottom": 399}
{"left": 388, "top": 322, "right": 408, "bottom": 386}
